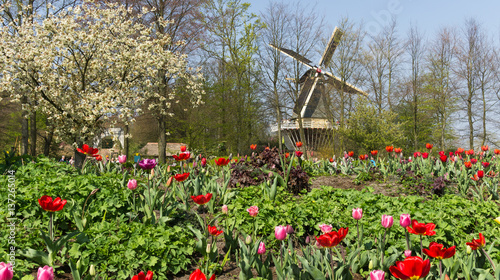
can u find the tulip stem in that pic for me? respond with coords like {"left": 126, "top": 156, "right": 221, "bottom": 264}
{"left": 405, "top": 231, "right": 410, "bottom": 251}
{"left": 420, "top": 235, "right": 423, "bottom": 259}
{"left": 49, "top": 212, "right": 54, "bottom": 241}
{"left": 481, "top": 248, "right": 496, "bottom": 270}
{"left": 381, "top": 229, "right": 387, "bottom": 269}
{"left": 330, "top": 248, "right": 335, "bottom": 280}
{"left": 439, "top": 260, "right": 443, "bottom": 279}
{"left": 356, "top": 220, "right": 360, "bottom": 249}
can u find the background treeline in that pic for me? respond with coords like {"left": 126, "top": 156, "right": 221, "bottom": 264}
{"left": 1, "top": 0, "right": 500, "bottom": 160}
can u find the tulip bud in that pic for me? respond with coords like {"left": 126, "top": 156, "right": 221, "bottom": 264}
{"left": 285, "top": 225, "right": 294, "bottom": 234}
{"left": 275, "top": 225, "right": 287, "bottom": 240}
{"left": 206, "top": 244, "right": 211, "bottom": 254}
{"left": 37, "top": 266, "right": 54, "bottom": 280}
{"left": 404, "top": 250, "right": 412, "bottom": 257}
{"left": 257, "top": 242, "right": 266, "bottom": 255}
{"left": 89, "top": 265, "right": 96, "bottom": 276}
{"left": 245, "top": 235, "right": 252, "bottom": 245}
{"left": 305, "top": 236, "right": 310, "bottom": 244}
{"left": 370, "top": 270, "right": 385, "bottom": 280}
{"left": 352, "top": 208, "right": 363, "bottom": 220}
{"left": 192, "top": 161, "right": 197, "bottom": 168}
{"left": 381, "top": 215, "right": 393, "bottom": 228}
{"left": 400, "top": 214, "right": 411, "bottom": 227}
{"left": 76, "top": 259, "right": 81, "bottom": 270}
{"left": 467, "top": 245, "right": 472, "bottom": 254}
{"left": 319, "top": 224, "right": 333, "bottom": 233}
{"left": 127, "top": 179, "right": 137, "bottom": 190}
{"left": 369, "top": 260, "right": 374, "bottom": 270}
{"left": 221, "top": 205, "right": 228, "bottom": 214}
{"left": 201, "top": 158, "right": 207, "bottom": 167}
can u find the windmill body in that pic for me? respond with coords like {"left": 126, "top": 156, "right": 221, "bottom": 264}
{"left": 269, "top": 27, "right": 367, "bottom": 154}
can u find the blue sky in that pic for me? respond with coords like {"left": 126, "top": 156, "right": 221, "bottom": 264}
{"left": 247, "top": 0, "right": 500, "bottom": 40}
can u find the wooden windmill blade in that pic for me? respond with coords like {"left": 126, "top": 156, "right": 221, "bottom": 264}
{"left": 269, "top": 44, "right": 314, "bottom": 69}
{"left": 293, "top": 75, "right": 317, "bottom": 115}
{"left": 323, "top": 72, "right": 368, "bottom": 96}
{"left": 319, "top": 27, "right": 344, "bottom": 68}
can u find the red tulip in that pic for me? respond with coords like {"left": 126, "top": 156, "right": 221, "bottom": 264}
{"left": 174, "top": 173, "right": 190, "bottom": 182}
{"left": 440, "top": 155, "right": 447, "bottom": 163}
{"left": 348, "top": 151, "right": 354, "bottom": 157}
{"left": 456, "top": 147, "right": 464, "bottom": 154}
{"left": 465, "top": 149, "right": 474, "bottom": 155}
{"left": 466, "top": 233, "right": 485, "bottom": 250}
{"left": 371, "top": 150, "right": 378, "bottom": 156}
{"left": 464, "top": 161, "right": 472, "bottom": 169}
{"left": 494, "top": 149, "right": 500, "bottom": 155}
{"left": 477, "top": 170, "right": 484, "bottom": 178}
{"left": 191, "top": 193, "right": 212, "bottom": 205}
{"left": 76, "top": 144, "right": 99, "bottom": 157}
{"left": 173, "top": 152, "right": 191, "bottom": 161}
{"left": 214, "top": 157, "right": 230, "bottom": 166}
{"left": 481, "top": 145, "right": 489, "bottom": 151}
{"left": 250, "top": 144, "right": 257, "bottom": 150}
{"left": 189, "top": 269, "right": 215, "bottom": 280}
{"left": 285, "top": 152, "right": 290, "bottom": 158}
{"left": 296, "top": 141, "right": 303, "bottom": 148}
{"left": 95, "top": 155, "right": 103, "bottom": 161}
{"left": 406, "top": 220, "right": 436, "bottom": 236}
{"left": 180, "top": 145, "right": 187, "bottom": 152}
{"left": 471, "top": 158, "right": 478, "bottom": 164}
{"left": 359, "top": 154, "right": 368, "bottom": 160}
{"left": 389, "top": 256, "right": 430, "bottom": 280}
{"left": 438, "top": 151, "right": 445, "bottom": 156}
{"left": 329, "top": 158, "right": 334, "bottom": 163}
{"left": 386, "top": 146, "right": 394, "bottom": 153}
{"left": 471, "top": 174, "right": 479, "bottom": 181}
{"left": 425, "top": 143, "right": 433, "bottom": 150}
{"left": 422, "top": 152, "right": 429, "bottom": 159}
{"left": 423, "top": 242, "right": 456, "bottom": 260}
{"left": 482, "top": 162, "right": 490, "bottom": 168}
{"left": 38, "top": 196, "right": 67, "bottom": 212}
{"left": 131, "top": 271, "right": 154, "bottom": 280}
{"left": 315, "top": 227, "right": 348, "bottom": 248}
{"left": 295, "top": 151, "right": 303, "bottom": 158}
{"left": 207, "top": 225, "right": 223, "bottom": 236}
{"left": 394, "top": 148, "right": 402, "bottom": 154}
{"left": 413, "top": 152, "right": 421, "bottom": 158}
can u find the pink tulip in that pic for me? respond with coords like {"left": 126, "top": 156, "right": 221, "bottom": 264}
{"left": 275, "top": 225, "right": 287, "bottom": 240}
{"left": 257, "top": 242, "right": 266, "bottom": 255}
{"left": 370, "top": 270, "right": 385, "bottom": 280}
{"left": 400, "top": 214, "right": 411, "bottom": 227}
{"left": 352, "top": 208, "right": 363, "bottom": 220}
{"left": 221, "top": 205, "right": 228, "bottom": 214}
{"left": 381, "top": 215, "right": 393, "bottom": 228}
{"left": 127, "top": 179, "right": 137, "bottom": 190}
{"left": 247, "top": 206, "right": 259, "bottom": 217}
{"left": 118, "top": 155, "right": 126, "bottom": 164}
{"left": 319, "top": 224, "right": 333, "bottom": 233}
{"left": 0, "top": 262, "right": 13, "bottom": 280}
{"left": 286, "top": 225, "right": 294, "bottom": 234}
{"left": 404, "top": 250, "right": 412, "bottom": 257}
{"left": 37, "top": 266, "right": 54, "bottom": 280}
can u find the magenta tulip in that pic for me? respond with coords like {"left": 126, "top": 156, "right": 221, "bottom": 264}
{"left": 118, "top": 155, "right": 126, "bottom": 164}
{"left": 370, "top": 270, "right": 385, "bottom": 280}
{"left": 0, "top": 262, "right": 13, "bottom": 280}
{"left": 319, "top": 224, "right": 333, "bottom": 233}
{"left": 286, "top": 225, "right": 294, "bottom": 234}
{"left": 247, "top": 206, "right": 259, "bottom": 217}
{"left": 352, "top": 208, "right": 363, "bottom": 220}
{"left": 381, "top": 215, "right": 394, "bottom": 228}
{"left": 37, "top": 266, "right": 54, "bottom": 280}
{"left": 275, "top": 225, "right": 287, "bottom": 240}
{"left": 257, "top": 242, "right": 266, "bottom": 255}
{"left": 400, "top": 214, "right": 411, "bottom": 227}
{"left": 127, "top": 179, "right": 137, "bottom": 190}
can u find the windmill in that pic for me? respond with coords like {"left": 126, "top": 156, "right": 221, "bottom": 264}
{"left": 269, "top": 27, "right": 368, "bottom": 154}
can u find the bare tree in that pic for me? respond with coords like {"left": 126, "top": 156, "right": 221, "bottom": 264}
{"left": 406, "top": 25, "right": 426, "bottom": 150}
{"left": 363, "top": 18, "right": 404, "bottom": 114}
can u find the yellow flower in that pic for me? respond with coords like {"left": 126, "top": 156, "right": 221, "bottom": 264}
{"left": 494, "top": 217, "right": 500, "bottom": 224}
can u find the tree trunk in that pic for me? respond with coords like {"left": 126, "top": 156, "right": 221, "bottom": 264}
{"left": 74, "top": 140, "right": 85, "bottom": 169}
{"left": 276, "top": 107, "right": 282, "bottom": 153}
{"left": 467, "top": 94, "right": 474, "bottom": 150}
{"left": 124, "top": 124, "right": 129, "bottom": 160}
{"left": 43, "top": 118, "right": 54, "bottom": 156}
{"left": 30, "top": 111, "right": 37, "bottom": 156}
{"left": 158, "top": 118, "right": 166, "bottom": 164}
{"left": 21, "top": 96, "right": 29, "bottom": 155}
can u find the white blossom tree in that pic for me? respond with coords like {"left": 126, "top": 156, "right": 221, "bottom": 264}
{"left": 0, "top": 1, "right": 203, "bottom": 165}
